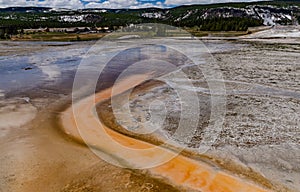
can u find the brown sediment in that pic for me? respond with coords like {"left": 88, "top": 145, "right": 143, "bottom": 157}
{"left": 60, "top": 73, "right": 274, "bottom": 192}
{"left": 0, "top": 81, "right": 181, "bottom": 192}
{"left": 96, "top": 80, "right": 285, "bottom": 192}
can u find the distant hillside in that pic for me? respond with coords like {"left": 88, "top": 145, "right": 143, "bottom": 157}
{"left": 0, "top": 1, "right": 300, "bottom": 34}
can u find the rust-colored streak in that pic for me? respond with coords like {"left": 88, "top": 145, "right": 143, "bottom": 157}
{"left": 61, "top": 74, "right": 271, "bottom": 192}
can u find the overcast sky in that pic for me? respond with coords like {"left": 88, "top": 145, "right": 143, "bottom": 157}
{"left": 0, "top": 0, "right": 265, "bottom": 9}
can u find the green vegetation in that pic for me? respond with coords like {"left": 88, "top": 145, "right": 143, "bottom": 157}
{"left": 0, "top": 0, "right": 300, "bottom": 39}
{"left": 11, "top": 31, "right": 105, "bottom": 41}
{"left": 172, "top": 16, "right": 263, "bottom": 31}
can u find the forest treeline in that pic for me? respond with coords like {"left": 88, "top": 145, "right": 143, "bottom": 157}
{"left": 1, "top": 1, "right": 300, "bottom": 38}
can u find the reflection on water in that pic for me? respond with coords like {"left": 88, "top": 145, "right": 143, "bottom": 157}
{"left": 0, "top": 42, "right": 91, "bottom": 94}
{"left": 0, "top": 56, "right": 44, "bottom": 93}
{"left": 97, "top": 45, "right": 191, "bottom": 90}
{"left": 0, "top": 40, "right": 241, "bottom": 97}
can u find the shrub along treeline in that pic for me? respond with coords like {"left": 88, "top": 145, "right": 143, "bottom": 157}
{"left": 199, "top": 17, "right": 263, "bottom": 31}
{"left": 0, "top": 18, "right": 93, "bottom": 29}
{"left": 0, "top": 15, "right": 264, "bottom": 36}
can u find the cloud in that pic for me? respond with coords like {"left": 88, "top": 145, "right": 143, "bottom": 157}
{"left": 164, "top": 0, "right": 263, "bottom": 6}
{"left": 84, "top": 0, "right": 164, "bottom": 9}
{"left": 85, "top": 0, "right": 138, "bottom": 9}
{"left": 0, "top": 0, "right": 84, "bottom": 9}
{"left": 0, "top": 0, "right": 28, "bottom": 7}
{"left": 0, "top": 0, "right": 160, "bottom": 9}
{"left": 0, "top": 0, "right": 266, "bottom": 9}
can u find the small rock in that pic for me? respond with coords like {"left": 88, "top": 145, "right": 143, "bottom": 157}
{"left": 24, "top": 67, "right": 33, "bottom": 71}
